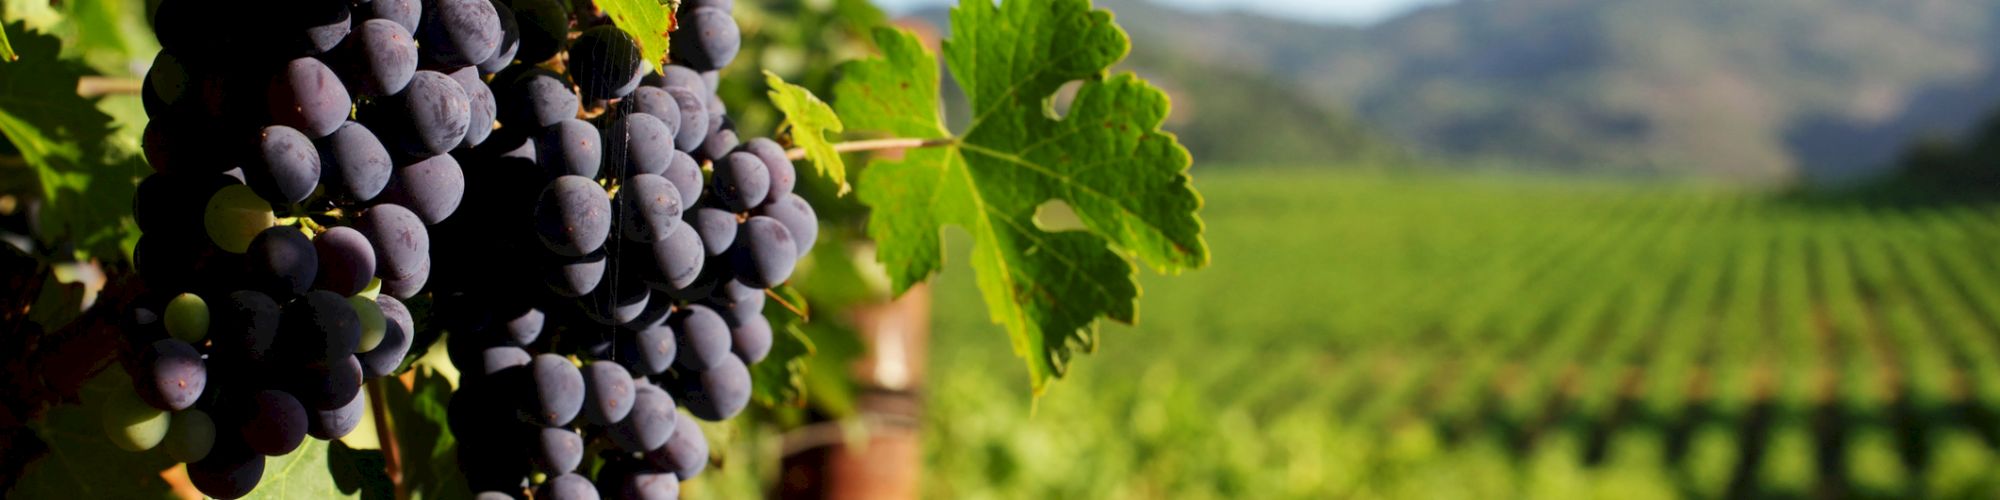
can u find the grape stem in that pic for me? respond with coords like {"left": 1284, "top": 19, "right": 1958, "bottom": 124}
{"left": 76, "top": 77, "right": 142, "bottom": 97}
{"left": 784, "top": 137, "right": 957, "bottom": 161}
{"left": 766, "top": 288, "right": 807, "bottom": 320}
{"left": 366, "top": 378, "right": 405, "bottom": 498}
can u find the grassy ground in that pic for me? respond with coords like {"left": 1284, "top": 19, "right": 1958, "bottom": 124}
{"left": 917, "top": 168, "right": 2000, "bottom": 499}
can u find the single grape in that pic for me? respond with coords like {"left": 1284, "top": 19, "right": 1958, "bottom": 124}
{"left": 290, "top": 2, "right": 353, "bottom": 56}
{"left": 536, "top": 473, "right": 599, "bottom": 500}
{"left": 531, "top": 427, "right": 585, "bottom": 474}
{"left": 499, "top": 68, "right": 579, "bottom": 129}
{"left": 660, "top": 64, "right": 709, "bottom": 95}
{"left": 416, "top": 0, "right": 503, "bottom": 68}
{"left": 359, "top": 297, "right": 413, "bottom": 377}
{"left": 136, "top": 338, "right": 207, "bottom": 412}
{"left": 268, "top": 58, "right": 351, "bottom": 138}
{"left": 483, "top": 0, "right": 521, "bottom": 70}
{"left": 479, "top": 37, "right": 521, "bottom": 75}
{"left": 605, "top": 113, "right": 677, "bottom": 180}
{"left": 382, "top": 153, "right": 467, "bottom": 224}
{"left": 509, "top": 0, "right": 569, "bottom": 63}
{"left": 367, "top": 70, "right": 472, "bottom": 157}
{"left": 731, "top": 314, "right": 772, "bottom": 364}
{"left": 582, "top": 361, "right": 636, "bottom": 425}
{"left": 350, "top": 295, "right": 389, "bottom": 353}
{"left": 664, "top": 150, "right": 703, "bottom": 205}
{"left": 294, "top": 355, "right": 365, "bottom": 411}
{"left": 356, "top": 204, "right": 431, "bottom": 284}
{"left": 616, "top": 318, "right": 677, "bottom": 376}
{"left": 536, "top": 119, "right": 603, "bottom": 178}
{"left": 534, "top": 175, "right": 612, "bottom": 257}
{"left": 450, "top": 67, "right": 499, "bottom": 148}
{"left": 645, "top": 411, "right": 707, "bottom": 479}
{"left": 731, "top": 216, "right": 797, "bottom": 288}
{"left": 245, "top": 226, "right": 319, "bottom": 298}
{"left": 239, "top": 390, "right": 308, "bottom": 456}
{"left": 596, "top": 458, "right": 681, "bottom": 500}
{"left": 163, "top": 408, "right": 216, "bottom": 463}
{"left": 643, "top": 221, "right": 705, "bottom": 292}
{"left": 314, "top": 226, "right": 378, "bottom": 296}
{"left": 619, "top": 174, "right": 684, "bottom": 242}
{"left": 608, "top": 382, "right": 676, "bottom": 453}
{"left": 526, "top": 354, "right": 585, "bottom": 426}
{"left": 711, "top": 151, "right": 770, "bottom": 212}
{"left": 570, "top": 26, "right": 643, "bottom": 100}
{"left": 164, "top": 293, "right": 210, "bottom": 343}
{"left": 669, "top": 7, "right": 740, "bottom": 71}
{"left": 679, "top": 355, "right": 751, "bottom": 421}
{"left": 685, "top": 208, "right": 736, "bottom": 257}
{"left": 308, "top": 389, "right": 366, "bottom": 440}
{"left": 318, "top": 122, "right": 395, "bottom": 202}
{"left": 743, "top": 137, "right": 798, "bottom": 201}
{"left": 204, "top": 185, "right": 274, "bottom": 254}
{"left": 758, "top": 192, "right": 819, "bottom": 258}
{"left": 673, "top": 305, "right": 731, "bottom": 371}
{"left": 278, "top": 291, "right": 363, "bottom": 365}
{"left": 101, "top": 381, "right": 172, "bottom": 451}
{"left": 546, "top": 250, "right": 606, "bottom": 297}
{"left": 684, "top": 0, "right": 736, "bottom": 13}
{"left": 709, "top": 278, "right": 766, "bottom": 325}
{"left": 211, "top": 291, "right": 282, "bottom": 363}
{"left": 331, "top": 19, "right": 420, "bottom": 96}
{"left": 663, "top": 86, "right": 710, "bottom": 153}
{"left": 696, "top": 127, "right": 738, "bottom": 167}
{"left": 187, "top": 437, "right": 264, "bottom": 499}
{"left": 244, "top": 125, "right": 321, "bottom": 205}
{"left": 579, "top": 262, "right": 650, "bottom": 325}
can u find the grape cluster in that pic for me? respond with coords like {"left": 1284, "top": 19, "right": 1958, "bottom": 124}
{"left": 127, "top": 0, "right": 805, "bottom": 498}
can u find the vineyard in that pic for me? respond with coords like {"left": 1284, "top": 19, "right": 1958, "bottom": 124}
{"left": 924, "top": 169, "right": 2000, "bottom": 499}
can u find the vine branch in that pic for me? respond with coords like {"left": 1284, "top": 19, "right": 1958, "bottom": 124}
{"left": 784, "top": 137, "right": 956, "bottom": 161}
{"left": 365, "top": 379, "right": 404, "bottom": 499}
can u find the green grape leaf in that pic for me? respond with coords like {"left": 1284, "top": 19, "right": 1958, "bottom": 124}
{"left": 766, "top": 70, "right": 849, "bottom": 194}
{"left": 9, "top": 367, "right": 180, "bottom": 500}
{"left": 386, "top": 364, "right": 471, "bottom": 500}
{"left": 0, "top": 27, "right": 14, "bottom": 61}
{"left": 0, "top": 22, "right": 142, "bottom": 262}
{"left": 597, "top": 0, "right": 675, "bottom": 74}
{"left": 749, "top": 302, "right": 815, "bottom": 406}
{"left": 247, "top": 439, "right": 352, "bottom": 499}
{"left": 834, "top": 1, "right": 1208, "bottom": 392}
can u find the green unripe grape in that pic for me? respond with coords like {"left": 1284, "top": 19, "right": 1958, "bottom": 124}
{"left": 101, "top": 389, "right": 172, "bottom": 452}
{"left": 359, "top": 278, "right": 382, "bottom": 300}
{"left": 203, "top": 184, "right": 275, "bottom": 253}
{"left": 162, "top": 408, "right": 216, "bottom": 463}
{"left": 351, "top": 295, "right": 387, "bottom": 353}
{"left": 164, "top": 293, "right": 210, "bottom": 343}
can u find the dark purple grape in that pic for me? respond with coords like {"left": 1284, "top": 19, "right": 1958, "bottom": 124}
{"left": 365, "top": 0, "right": 423, "bottom": 34}
{"left": 616, "top": 320, "right": 676, "bottom": 376}
{"left": 245, "top": 226, "right": 318, "bottom": 298}
{"left": 526, "top": 353, "right": 584, "bottom": 426}
{"left": 669, "top": 7, "right": 739, "bottom": 71}
{"left": 536, "top": 119, "right": 603, "bottom": 178}
{"left": 269, "top": 58, "right": 351, "bottom": 138}
{"left": 212, "top": 290, "right": 282, "bottom": 364}
{"left": 663, "top": 86, "right": 709, "bottom": 153}
{"left": 187, "top": 437, "right": 264, "bottom": 499}
{"left": 731, "top": 314, "right": 772, "bottom": 364}
{"left": 531, "top": 427, "right": 584, "bottom": 474}
{"left": 308, "top": 389, "right": 366, "bottom": 440}
{"left": 319, "top": 121, "right": 394, "bottom": 202}
{"left": 482, "top": 0, "right": 521, "bottom": 71}
{"left": 450, "top": 67, "right": 498, "bottom": 148}
{"left": 605, "top": 113, "right": 676, "bottom": 179}
{"left": 673, "top": 305, "right": 731, "bottom": 371}
{"left": 331, "top": 19, "right": 419, "bottom": 96}
{"left": 289, "top": 354, "right": 364, "bottom": 411}
{"left": 416, "top": 0, "right": 503, "bottom": 68}
{"left": 643, "top": 221, "right": 704, "bottom": 292}
{"left": 619, "top": 174, "right": 683, "bottom": 242}
{"left": 731, "top": 216, "right": 797, "bottom": 288}
{"left": 536, "top": 473, "right": 598, "bottom": 500}
{"left": 313, "top": 227, "right": 376, "bottom": 296}
{"left": 245, "top": 125, "right": 321, "bottom": 205}
{"left": 356, "top": 204, "right": 431, "bottom": 284}
{"left": 578, "top": 261, "right": 650, "bottom": 325}
{"left": 382, "top": 153, "right": 467, "bottom": 224}
{"left": 710, "top": 278, "right": 765, "bottom": 325}
{"left": 624, "top": 87, "right": 682, "bottom": 143}
{"left": 758, "top": 193, "right": 818, "bottom": 258}
{"left": 239, "top": 390, "right": 307, "bottom": 456}
{"left": 136, "top": 339, "right": 206, "bottom": 411}
{"left": 679, "top": 355, "right": 750, "bottom": 421}
{"left": 645, "top": 411, "right": 706, "bottom": 479}
{"left": 359, "top": 295, "right": 414, "bottom": 377}
{"left": 581, "top": 361, "right": 636, "bottom": 425}
{"left": 499, "top": 68, "right": 579, "bottom": 129}
{"left": 366, "top": 70, "right": 472, "bottom": 157}
{"left": 534, "top": 175, "right": 611, "bottom": 257}
{"left": 685, "top": 208, "right": 736, "bottom": 257}
{"left": 710, "top": 151, "right": 769, "bottom": 211}
{"left": 381, "top": 258, "right": 432, "bottom": 299}
{"left": 608, "top": 382, "right": 676, "bottom": 453}
{"left": 597, "top": 458, "right": 680, "bottom": 500}
{"left": 569, "top": 26, "right": 643, "bottom": 100}
{"left": 743, "top": 137, "right": 797, "bottom": 201}
{"left": 278, "top": 291, "right": 363, "bottom": 365}
{"left": 546, "top": 250, "right": 606, "bottom": 297}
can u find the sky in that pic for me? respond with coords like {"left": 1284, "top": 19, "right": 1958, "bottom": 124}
{"left": 870, "top": 0, "right": 1454, "bottom": 25}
